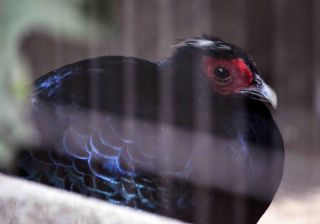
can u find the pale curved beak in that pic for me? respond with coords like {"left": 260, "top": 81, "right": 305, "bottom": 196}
{"left": 239, "top": 75, "right": 278, "bottom": 109}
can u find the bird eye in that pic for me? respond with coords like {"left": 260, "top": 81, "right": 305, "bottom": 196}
{"left": 213, "top": 66, "right": 230, "bottom": 80}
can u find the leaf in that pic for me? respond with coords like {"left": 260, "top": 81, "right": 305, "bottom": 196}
{"left": 0, "top": 0, "right": 108, "bottom": 168}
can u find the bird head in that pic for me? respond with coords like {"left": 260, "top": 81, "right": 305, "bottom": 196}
{"left": 172, "top": 37, "right": 277, "bottom": 109}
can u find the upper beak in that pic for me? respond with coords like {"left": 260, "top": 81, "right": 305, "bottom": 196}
{"left": 239, "top": 75, "right": 278, "bottom": 109}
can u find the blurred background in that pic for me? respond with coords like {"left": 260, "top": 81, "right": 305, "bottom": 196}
{"left": 1, "top": 0, "right": 319, "bottom": 222}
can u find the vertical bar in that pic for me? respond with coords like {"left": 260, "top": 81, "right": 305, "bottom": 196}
{"left": 157, "top": 0, "right": 174, "bottom": 124}
{"left": 246, "top": 0, "right": 275, "bottom": 82}
{"left": 157, "top": 0, "right": 175, "bottom": 213}
{"left": 88, "top": 2, "right": 99, "bottom": 111}
{"left": 273, "top": 0, "right": 313, "bottom": 109}
{"left": 314, "top": 0, "right": 320, "bottom": 118}
{"left": 157, "top": 0, "right": 174, "bottom": 59}
{"left": 211, "top": 0, "right": 248, "bottom": 222}
{"left": 121, "top": 0, "right": 135, "bottom": 117}
{"left": 120, "top": 0, "right": 136, "bottom": 154}
{"left": 189, "top": 1, "right": 216, "bottom": 222}
{"left": 121, "top": 0, "right": 136, "bottom": 56}
{"left": 87, "top": 1, "right": 99, "bottom": 58}
{"left": 245, "top": 2, "right": 276, "bottom": 222}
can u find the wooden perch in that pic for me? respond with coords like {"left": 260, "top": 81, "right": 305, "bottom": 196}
{"left": 0, "top": 174, "right": 186, "bottom": 224}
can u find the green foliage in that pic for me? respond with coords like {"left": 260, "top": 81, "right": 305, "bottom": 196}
{"left": 0, "top": 0, "right": 112, "bottom": 168}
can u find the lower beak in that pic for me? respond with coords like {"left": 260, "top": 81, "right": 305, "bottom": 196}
{"left": 239, "top": 75, "right": 278, "bottom": 109}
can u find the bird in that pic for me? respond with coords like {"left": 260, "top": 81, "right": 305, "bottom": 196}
{"left": 17, "top": 36, "right": 284, "bottom": 224}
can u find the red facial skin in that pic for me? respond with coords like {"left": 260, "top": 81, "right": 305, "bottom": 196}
{"left": 203, "top": 57, "right": 254, "bottom": 95}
